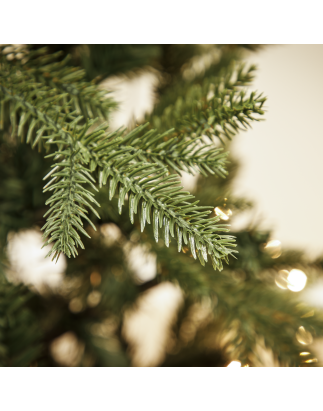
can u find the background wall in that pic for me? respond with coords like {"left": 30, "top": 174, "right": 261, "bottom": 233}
{"left": 231, "top": 45, "right": 323, "bottom": 260}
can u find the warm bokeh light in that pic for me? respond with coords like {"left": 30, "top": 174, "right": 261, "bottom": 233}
{"left": 100, "top": 223, "right": 122, "bottom": 247}
{"left": 275, "top": 269, "right": 307, "bottom": 292}
{"left": 124, "top": 242, "right": 157, "bottom": 283}
{"left": 6, "top": 229, "right": 66, "bottom": 292}
{"left": 287, "top": 269, "right": 307, "bottom": 292}
{"left": 214, "top": 207, "right": 232, "bottom": 220}
{"left": 265, "top": 240, "right": 281, "bottom": 248}
{"left": 299, "top": 352, "right": 310, "bottom": 356}
{"left": 123, "top": 282, "right": 183, "bottom": 367}
{"left": 227, "top": 360, "right": 241, "bottom": 368}
{"left": 69, "top": 297, "right": 84, "bottom": 313}
{"left": 304, "top": 358, "right": 318, "bottom": 363}
{"left": 87, "top": 291, "right": 102, "bottom": 307}
{"left": 50, "top": 332, "right": 85, "bottom": 367}
{"left": 264, "top": 240, "right": 282, "bottom": 259}
{"left": 296, "top": 326, "right": 313, "bottom": 345}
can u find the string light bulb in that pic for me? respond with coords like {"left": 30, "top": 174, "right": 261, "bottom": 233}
{"left": 227, "top": 360, "right": 241, "bottom": 368}
{"left": 296, "top": 326, "right": 313, "bottom": 345}
{"left": 264, "top": 240, "right": 281, "bottom": 259}
{"left": 287, "top": 269, "right": 307, "bottom": 292}
{"left": 275, "top": 269, "right": 307, "bottom": 292}
{"left": 304, "top": 358, "right": 317, "bottom": 364}
{"left": 214, "top": 207, "right": 232, "bottom": 221}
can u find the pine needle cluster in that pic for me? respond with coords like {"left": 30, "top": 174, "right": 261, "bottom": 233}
{"left": 0, "top": 45, "right": 263, "bottom": 270}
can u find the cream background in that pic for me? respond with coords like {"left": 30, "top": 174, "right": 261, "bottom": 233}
{"left": 231, "top": 45, "right": 323, "bottom": 259}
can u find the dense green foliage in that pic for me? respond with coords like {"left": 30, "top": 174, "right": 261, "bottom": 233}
{"left": 0, "top": 44, "right": 322, "bottom": 367}
{"left": 0, "top": 45, "right": 245, "bottom": 269}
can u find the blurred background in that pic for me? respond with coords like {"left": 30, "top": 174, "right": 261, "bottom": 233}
{"left": 231, "top": 45, "right": 323, "bottom": 259}
{"left": 1, "top": 44, "right": 323, "bottom": 367}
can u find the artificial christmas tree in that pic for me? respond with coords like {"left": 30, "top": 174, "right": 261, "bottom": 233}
{"left": 0, "top": 44, "right": 322, "bottom": 367}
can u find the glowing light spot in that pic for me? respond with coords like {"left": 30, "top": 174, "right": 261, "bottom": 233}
{"left": 6, "top": 229, "right": 66, "bottom": 292}
{"left": 100, "top": 223, "right": 122, "bottom": 247}
{"left": 266, "top": 240, "right": 281, "bottom": 248}
{"left": 287, "top": 269, "right": 307, "bottom": 292}
{"left": 299, "top": 352, "right": 310, "bottom": 356}
{"left": 227, "top": 360, "right": 241, "bottom": 368}
{"left": 264, "top": 240, "right": 281, "bottom": 259}
{"left": 304, "top": 358, "right": 317, "bottom": 363}
{"left": 215, "top": 207, "right": 232, "bottom": 220}
{"left": 50, "top": 332, "right": 84, "bottom": 367}
{"left": 296, "top": 326, "right": 313, "bottom": 345}
{"left": 69, "top": 297, "right": 84, "bottom": 313}
{"left": 87, "top": 291, "right": 102, "bottom": 308}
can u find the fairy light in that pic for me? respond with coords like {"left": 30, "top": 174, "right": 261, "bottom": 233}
{"left": 275, "top": 269, "right": 307, "bottom": 292}
{"left": 69, "top": 297, "right": 84, "bottom": 313}
{"left": 265, "top": 240, "right": 281, "bottom": 248}
{"left": 264, "top": 240, "right": 282, "bottom": 259}
{"left": 87, "top": 291, "right": 102, "bottom": 308}
{"left": 215, "top": 207, "right": 232, "bottom": 221}
{"left": 287, "top": 269, "right": 307, "bottom": 292}
{"left": 296, "top": 326, "right": 313, "bottom": 345}
{"left": 227, "top": 360, "right": 241, "bottom": 368}
{"left": 304, "top": 358, "right": 318, "bottom": 363}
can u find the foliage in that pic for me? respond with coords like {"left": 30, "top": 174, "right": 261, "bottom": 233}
{"left": 0, "top": 260, "right": 42, "bottom": 367}
{"left": 0, "top": 45, "right": 261, "bottom": 270}
{"left": 0, "top": 44, "right": 322, "bottom": 367}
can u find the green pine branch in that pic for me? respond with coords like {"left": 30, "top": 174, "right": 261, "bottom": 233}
{"left": 41, "top": 120, "right": 236, "bottom": 268}
{"left": 41, "top": 132, "right": 101, "bottom": 260}
{"left": 117, "top": 123, "right": 229, "bottom": 177}
{"left": 0, "top": 80, "right": 236, "bottom": 268}
{"left": 0, "top": 45, "right": 116, "bottom": 120}
{"left": 149, "top": 63, "right": 266, "bottom": 143}
{"left": 0, "top": 46, "right": 246, "bottom": 270}
{"left": 98, "top": 160, "right": 237, "bottom": 270}
{"left": 0, "top": 271, "right": 42, "bottom": 366}
{"left": 151, "top": 61, "right": 257, "bottom": 118}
